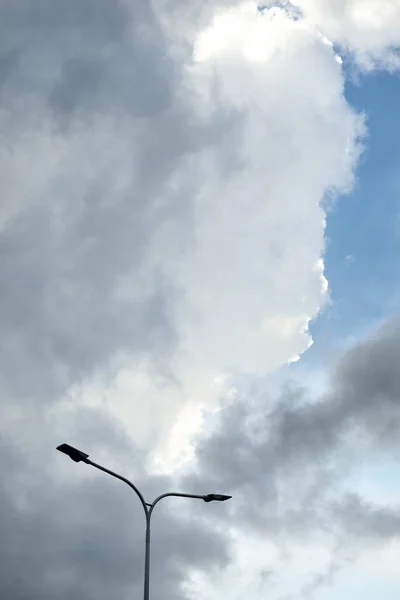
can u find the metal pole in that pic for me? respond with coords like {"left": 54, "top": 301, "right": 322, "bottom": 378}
{"left": 143, "top": 494, "right": 204, "bottom": 600}
{"left": 144, "top": 513, "right": 151, "bottom": 600}
{"left": 86, "top": 460, "right": 204, "bottom": 600}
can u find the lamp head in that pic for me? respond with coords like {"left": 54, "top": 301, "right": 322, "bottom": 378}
{"left": 57, "top": 443, "right": 90, "bottom": 464}
{"left": 203, "top": 494, "right": 232, "bottom": 503}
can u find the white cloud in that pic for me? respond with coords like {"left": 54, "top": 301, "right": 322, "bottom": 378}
{"left": 53, "top": 0, "right": 365, "bottom": 474}
{"left": 0, "top": 5, "right": 363, "bottom": 471}
{"left": 101, "top": 1, "right": 362, "bottom": 467}
{"left": 292, "top": 0, "right": 400, "bottom": 70}
{"left": 45, "top": 1, "right": 365, "bottom": 476}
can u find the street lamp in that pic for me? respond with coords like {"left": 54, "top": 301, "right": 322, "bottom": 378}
{"left": 56, "top": 443, "right": 231, "bottom": 600}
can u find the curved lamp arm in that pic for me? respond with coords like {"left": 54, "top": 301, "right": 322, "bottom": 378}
{"left": 148, "top": 492, "right": 205, "bottom": 519}
{"left": 56, "top": 443, "right": 148, "bottom": 517}
{"left": 87, "top": 459, "right": 149, "bottom": 519}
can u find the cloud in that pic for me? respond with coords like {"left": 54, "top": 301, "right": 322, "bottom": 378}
{"left": 0, "top": 419, "right": 231, "bottom": 600}
{"left": 137, "top": 1, "right": 363, "bottom": 464}
{"left": 186, "top": 318, "right": 400, "bottom": 497}
{"left": 155, "top": 0, "right": 400, "bottom": 69}
{"left": 180, "top": 319, "right": 400, "bottom": 596}
{"left": 0, "top": 0, "right": 364, "bottom": 461}
{"left": 331, "top": 492, "right": 400, "bottom": 541}
{"left": 291, "top": 0, "right": 400, "bottom": 70}
{"left": 0, "top": 0, "right": 209, "bottom": 408}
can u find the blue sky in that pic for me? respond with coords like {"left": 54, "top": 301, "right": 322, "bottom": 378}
{"left": 304, "top": 69, "right": 400, "bottom": 365}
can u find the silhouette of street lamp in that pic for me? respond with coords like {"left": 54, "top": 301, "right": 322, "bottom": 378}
{"left": 57, "top": 443, "right": 231, "bottom": 600}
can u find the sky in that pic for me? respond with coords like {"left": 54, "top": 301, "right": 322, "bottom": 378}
{"left": 1, "top": 1, "right": 400, "bottom": 599}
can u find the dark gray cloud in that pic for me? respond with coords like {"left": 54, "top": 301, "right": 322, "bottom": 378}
{"left": 0, "top": 3, "right": 238, "bottom": 599}
{"left": 183, "top": 318, "right": 400, "bottom": 541}
{"left": 166, "top": 319, "right": 400, "bottom": 597}
{"left": 4, "top": 316, "right": 397, "bottom": 600}
{"left": 0, "top": 0, "right": 242, "bottom": 409}
{"left": 0, "top": 0, "right": 180, "bottom": 406}
{"left": 331, "top": 492, "right": 400, "bottom": 541}
{"left": 0, "top": 419, "right": 230, "bottom": 600}
{"left": 0, "top": 0, "right": 175, "bottom": 121}
{"left": 1, "top": 279, "right": 399, "bottom": 598}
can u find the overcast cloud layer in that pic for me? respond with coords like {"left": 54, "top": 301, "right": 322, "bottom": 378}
{"left": 1, "top": 1, "right": 399, "bottom": 599}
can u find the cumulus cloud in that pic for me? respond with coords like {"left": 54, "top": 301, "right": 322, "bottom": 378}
{"left": 0, "top": 0, "right": 364, "bottom": 463}
{"left": 155, "top": 0, "right": 400, "bottom": 71}
{"left": 292, "top": 0, "right": 400, "bottom": 70}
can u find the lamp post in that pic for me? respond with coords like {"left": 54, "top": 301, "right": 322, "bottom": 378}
{"left": 56, "top": 443, "right": 231, "bottom": 600}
